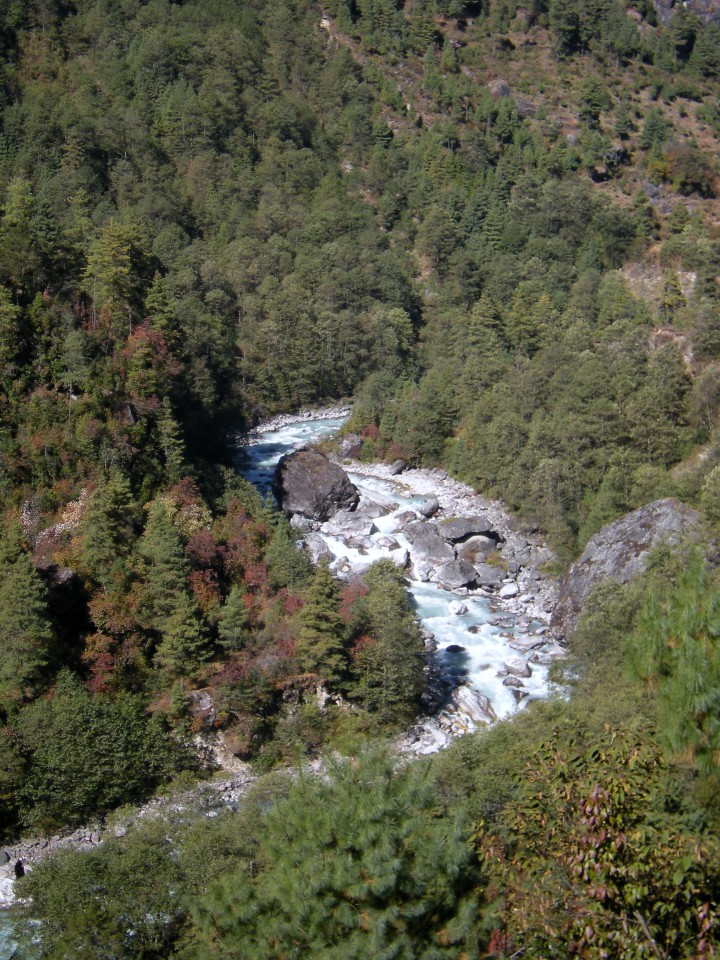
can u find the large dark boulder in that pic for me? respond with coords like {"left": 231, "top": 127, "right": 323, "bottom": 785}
{"left": 552, "top": 498, "right": 701, "bottom": 639}
{"left": 273, "top": 449, "right": 359, "bottom": 521}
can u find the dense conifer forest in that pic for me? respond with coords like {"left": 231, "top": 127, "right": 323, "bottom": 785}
{"left": 0, "top": 0, "right": 719, "bottom": 955}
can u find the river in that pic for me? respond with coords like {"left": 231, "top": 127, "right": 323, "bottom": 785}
{"left": 239, "top": 411, "right": 559, "bottom": 748}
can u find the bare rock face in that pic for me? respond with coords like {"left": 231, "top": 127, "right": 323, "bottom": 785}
{"left": 653, "top": 0, "right": 720, "bottom": 25}
{"left": 552, "top": 498, "right": 701, "bottom": 639}
{"left": 273, "top": 449, "right": 359, "bottom": 521}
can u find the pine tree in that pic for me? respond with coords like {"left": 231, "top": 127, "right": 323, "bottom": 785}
{"left": 139, "top": 499, "right": 190, "bottom": 624}
{"left": 144, "top": 273, "right": 175, "bottom": 337}
{"left": 154, "top": 590, "right": 210, "bottom": 681}
{"left": 352, "top": 561, "right": 426, "bottom": 723}
{"left": 158, "top": 397, "right": 187, "bottom": 485}
{"left": 0, "top": 549, "right": 53, "bottom": 711}
{"left": 217, "top": 585, "right": 248, "bottom": 652}
{"left": 296, "top": 561, "right": 348, "bottom": 686}
{"left": 191, "top": 749, "right": 484, "bottom": 959}
{"left": 0, "top": 285, "right": 21, "bottom": 388}
{"left": 81, "top": 469, "right": 138, "bottom": 589}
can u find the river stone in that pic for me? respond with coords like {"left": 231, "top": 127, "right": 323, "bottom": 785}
{"left": 273, "top": 449, "right": 359, "bottom": 521}
{"left": 437, "top": 515, "right": 498, "bottom": 543}
{"left": 473, "top": 562, "right": 504, "bottom": 588}
{"left": 437, "top": 559, "right": 479, "bottom": 590}
{"left": 418, "top": 496, "right": 440, "bottom": 518}
{"left": 503, "top": 675, "right": 525, "bottom": 688}
{"left": 445, "top": 644, "right": 466, "bottom": 653}
{"left": 505, "top": 658, "right": 532, "bottom": 678}
{"left": 376, "top": 535, "right": 400, "bottom": 550}
{"left": 403, "top": 522, "right": 455, "bottom": 563}
{"left": 344, "top": 536, "right": 371, "bottom": 553}
{"left": 552, "top": 498, "right": 701, "bottom": 639}
{"left": 321, "top": 511, "right": 378, "bottom": 538}
{"left": 354, "top": 500, "right": 390, "bottom": 520}
{"left": 412, "top": 558, "right": 435, "bottom": 581}
{"left": 304, "top": 533, "right": 333, "bottom": 564}
{"left": 389, "top": 459, "right": 406, "bottom": 475}
{"left": 448, "top": 600, "right": 468, "bottom": 615}
{"left": 457, "top": 535, "right": 497, "bottom": 563}
{"left": 450, "top": 684, "right": 497, "bottom": 726}
{"left": 499, "top": 582, "right": 520, "bottom": 599}
{"left": 509, "top": 635, "right": 545, "bottom": 652}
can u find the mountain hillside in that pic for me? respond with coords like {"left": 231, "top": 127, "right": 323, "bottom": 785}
{"left": 0, "top": 2, "right": 719, "bottom": 957}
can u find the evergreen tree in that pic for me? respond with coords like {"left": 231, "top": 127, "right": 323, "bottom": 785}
{"left": 138, "top": 499, "right": 190, "bottom": 624}
{"left": 265, "top": 521, "right": 312, "bottom": 591}
{"left": 81, "top": 469, "right": 138, "bottom": 588}
{"left": 191, "top": 749, "right": 485, "bottom": 959}
{"left": 578, "top": 74, "right": 610, "bottom": 129}
{"left": 0, "top": 285, "right": 22, "bottom": 389}
{"left": 640, "top": 107, "right": 671, "bottom": 149}
{"left": 217, "top": 585, "right": 248, "bottom": 652}
{"left": 296, "top": 561, "right": 348, "bottom": 686}
{"left": 154, "top": 590, "right": 210, "bottom": 681}
{"left": 352, "top": 561, "right": 427, "bottom": 723}
{"left": 0, "top": 548, "right": 53, "bottom": 711}
{"left": 158, "top": 397, "right": 187, "bottom": 485}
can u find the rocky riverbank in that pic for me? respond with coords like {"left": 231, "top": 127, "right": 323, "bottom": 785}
{"left": 0, "top": 758, "right": 258, "bottom": 909}
{"left": 343, "top": 460, "right": 559, "bottom": 623}
{"left": 241, "top": 404, "right": 352, "bottom": 439}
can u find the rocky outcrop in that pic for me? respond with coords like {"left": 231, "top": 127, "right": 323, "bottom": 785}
{"left": 653, "top": 0, "right": 720, "bottom": 25}
{"left": 552, "top": 498, "right": 701, "bottom": 638}
{"left": 273, "top": 449, "right": 359, "bottom": 521}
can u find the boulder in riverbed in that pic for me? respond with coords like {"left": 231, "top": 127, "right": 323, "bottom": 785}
{"left": 448, "top": 600, "right": 468, "bottom": 615}
{"left": 499, "top": 582, "right": 520, "bottom": 599}
{"left": 404, "top": 521, "right": 455, "bottom": 561}
{"left": 437, "top": 559, "right": 479, "bottom": 590}
{"left": 273, "top": 449, "right": 359, "bottom": 521}
{"left": 473, "top": 562, "right": 504, "bottom": 588}
{"left": 505, "top": 658, "right": 532, "bottom": 678}
{"left": 438, "top": 515, "right": 500, "bottom": 543}
{"left": 338, "top": 433, "right": 363, "bottom": 458}
{"left": 457, "top": 535, "right": 498, "bottom": 563}
{"left": 418, "top": 496, "right": 440, "bottom": 518}
{"left": 321, "top": 511, "right": 378, "bottom": 538}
